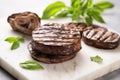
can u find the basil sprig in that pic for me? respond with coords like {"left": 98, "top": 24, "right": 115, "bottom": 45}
{"left": 42, "top": 1, "right": 66, "bottom": 19}
{"left": 41, "top": 0, "right": 114, "bottom": 25}
{"left": 20, "top": 60, "right": 44, "bottom": 70}
{"left": 90, "top": 55, "right": 103, "bottom": 63}
{"left": 5, "top": 36, "right": 24, "bottom": 50}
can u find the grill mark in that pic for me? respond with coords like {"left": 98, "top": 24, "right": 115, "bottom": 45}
{"left": 34, "top": 36, "right": 80, "bottom": 40}
{"left": 100, "top": 31, "right": 113, "bottom": 42}
{"left": 33, "top": 34, "right": 80, "bottom": 41}
{"left": 33, "top": 30, "right": 53, "bottom": 34}
{"left": 39, "top": 27, "right": 76, "bottom": 31}
{"left": 39, "top": 27, "right": 65, "bottom": 30}
{"left": 100, "top": 36, "right": 109, "bottom": 42}
{"left": 33, "top": 28, "right": 79, "bottom": 33}
{"left": 86, "top": 29, "right": 96, "bottom": 39}
{"left": 33, "top": 34, "right": 58, "bottom": 37}
{"left": 112, "top": 34, "right": 120, "bottom": 42}
{"left": 91, "top": 29, "right": 107, "bottom": 40}
{"left": 103, "top": 33, "right": 120, "bottom": 42}
{"left": 104, "top": 33, "right": 114, "bottom": 42}
{"left": 33, "top": 32, "right": 80, "bottom": 36}
{"left": 112, "top": 33, "right": 120, "bottom": 40}
{"left": 97, "top": 30, "right": 107, "bottom": 41}
{"left": 39, "top": 42, "right": 72, "bottom": 45}
{"left": 33, "top": 35, "right": 80, "bottom": 39}
{"left": 33, "top": 31, "right": 79, "bottom": 35}
{"left": 84, "top": 30, "right": 90, "bottom": 36}
{"left": 90, "top": 31, "right": 98, "bottom": 39}
{"left": 33, "top": 33, "right": 80, "bottom": 43}
{"left": 35, "top": 39, "right": 75, "bottom": 43}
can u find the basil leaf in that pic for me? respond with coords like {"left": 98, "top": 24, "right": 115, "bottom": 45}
{"left": 85, "top": 15, "right": 93, "bottom": 25}
{"left": 71, "top": 0, "right": 81, "bottom": 20}
{"left": 91, "top": 6, "right": 103, "bottom": 14}
{"left": 11, "top": 41, "right": 20, "bottom": 50}
{"left": 17, "top": 36, "right": 24, "bottom": 42}
{"left": 81, "top": 0, "right": 88, "bottom": 10}
{"left": 68, "top": 7, "right": 73, "bottom": 14}
{"left": 20, "top": 60, "right": 44, "bottom": 70}
{"left": 88, "top": 0, "right": 93, "bottom": 8}
{"left": 88, "top": 10, "right": 105, "bottom": 23}
{"left": 92, "top": 14, "right": 105, "bottom": 23}
{"left": 42, "top": 1, "right": 66, "bottom": 19}
{"left": 71, "top": 0, "right": 76, "bottom": 6}
{"left": 5, "top": 37, "right": 17, "bottom": 43}
{"left": 5, "top": 36, "right": 25, "bottom": 50}
{"left": 90, "top": 55, "right": 103, "bottom": 63}
{"left": 41, "top": 0, "right": 114, "bottom": 25}
{"left": 55, "top": 8, "right": 68, "bottom": 17}
{"left": 94, "top": 1, "right": 114, "bottom": 10}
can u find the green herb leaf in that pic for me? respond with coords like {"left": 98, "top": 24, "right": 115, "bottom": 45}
{"left": 81, "top": 0, "right": 88, "bottom": 11}
{"left": 41, "top": 0, "right": 114, "bottom": 25}
{"left": 5, "top": 37, "right": 17, "bottom": 43}
{"left": 85, "top": 15, "right": 93, "bottom": 25}
{"left": 71, "top": 0, "right": 81, "bottom": 20}
{"left": 5, "top": 36, "right": 25, "bottom": 50}
{"left": 92, "top": 14, "right": 105, "bottom": 23}
{"left": 71, "top": 0, "right": 76, "bottom": 6}
{"left": 42, "top": 1, "right": 66, "bottom": 19}
{"left": 88, "top": 10, "right": 105, "bottom": 23}
{"left": 20, "top": 60, "right": 44, "bottom": 70}
{"left": 94, "top": 1, "right": 114, "bottom": 10}
{"left": 55, "top": 8, "right": 68, "bottom": 18}
{"left": 17, "top": 36, "right": 24, "bottom": 42}
{"left": 11, "top": 41, "right": 20, "bottom": 50}
{"left": 91, "top": 6, "right": 103, "bottom": 15}
{"left": 90, "top": 55, "right": 103, "bottom": 63}
{"left": 88, "top": 0, "right": 93, "bottom": 8}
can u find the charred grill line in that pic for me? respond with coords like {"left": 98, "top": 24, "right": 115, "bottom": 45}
{"left": 97, "top": 30, "right": 107, "bottom": 41}
{"left": 99, "top": 31, "right": 113, "bottom": 42}
{"left": 90, "top": 31, "right": 98, "bottom": 39}
{"left": 86, "top": 29, "right": 96, "bottom": 39}
{"left": 33, "top": 36, "right": 80, "bottom": 39}
{"left": 104, "top": 33, "right": 114, "bottom": 42}
{"left": 33, "top": 30, "right": 80, "bottom": 34}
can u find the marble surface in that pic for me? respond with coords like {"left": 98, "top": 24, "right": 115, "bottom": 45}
{"left": 0, "top": 0, "right": 120, "bottom": 80}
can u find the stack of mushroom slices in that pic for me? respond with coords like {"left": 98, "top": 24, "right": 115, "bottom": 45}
{"left": 28, "top": 24, "right": 82, "bottom": 63}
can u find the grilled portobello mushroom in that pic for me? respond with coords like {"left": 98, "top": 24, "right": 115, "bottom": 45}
{"left": 65, "top": 22, "right": 87, "bottom": 34}
{"left": 32, "top": 25, "right": 81, "bottom": 55}
{"left": 44, "top": 22, "right": 87, "bottom": 35}
{"left": 28, "top": 43, "right": 77, "bottom": 63}
{"left": 7, "top": 12, "right": 40, "bottom": 35}
{"left": 82, "top": 25, "right": 120, "bottom": 49}
{"left": 29, "top": 24, "right": 82, "bottom": 63}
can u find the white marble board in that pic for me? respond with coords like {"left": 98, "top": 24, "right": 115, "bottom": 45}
{"left": 0, "top": 16, "right": 120, "bottom": 80}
